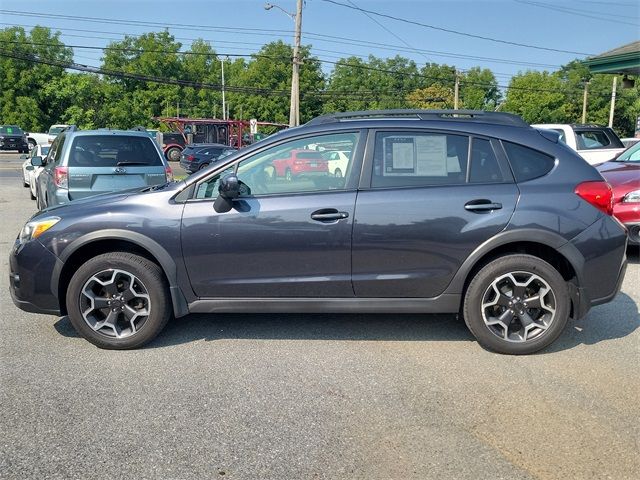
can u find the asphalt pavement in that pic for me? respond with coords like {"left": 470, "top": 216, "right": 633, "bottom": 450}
{"left": 1, "top": 151, "right": 638, "bottom": 479}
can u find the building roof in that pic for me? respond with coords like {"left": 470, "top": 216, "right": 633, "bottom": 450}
{"left": 584, "top": 41, "right": 640, "bottom": 75}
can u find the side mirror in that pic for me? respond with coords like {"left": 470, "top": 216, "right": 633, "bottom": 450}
{"left": 31, "top": 156, "right": 43, "bottom": 167}
{"left": 214, "top": 174, "right": 240, "bottom": 213}
{"left": 219, "top": 174, "right": 241, "bottom": 199}
{"left": 20, "top": 154, "right": 28, "bottom": 159}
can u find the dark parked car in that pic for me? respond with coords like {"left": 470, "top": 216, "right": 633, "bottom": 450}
{"left": 179, "top": 143, "right": 236, "bottom": 173}
{"left": 597, "top": 141, "right": 640, "bottom": 244}
{"left": 35, "top": 127, "right": 173, "bottom": 210}
{"left": 0, "top": 125, "right": 29, "bottom": 153}
{"left": 10, "top": 110, "right": 627, "bottom": 354}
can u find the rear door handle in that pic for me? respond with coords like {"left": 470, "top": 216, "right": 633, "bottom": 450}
{"left": 464, "top": 200, "right": 503, "bottom": 212}
{"left": 311, "top": 208, "right": 349, "bottom": 222}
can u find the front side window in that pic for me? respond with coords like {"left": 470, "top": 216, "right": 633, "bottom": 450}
{"left": 194, "top": 132, "right": 359, "bottom": 199}
{"left": 372, "top": 132, "right": 469, "bottom": 188}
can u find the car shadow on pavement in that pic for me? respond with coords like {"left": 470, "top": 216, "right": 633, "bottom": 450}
{"left": 53, "top": 289, "right": 639, "bottom": 354}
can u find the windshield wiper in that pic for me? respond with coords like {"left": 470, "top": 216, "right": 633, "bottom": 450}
{"left": 116, "top": 161, "right": 149, "bottom": 166}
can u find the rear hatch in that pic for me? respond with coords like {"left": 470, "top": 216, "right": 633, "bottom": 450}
{"left": 67, "top": 134, "right": 167, "bottom": 201}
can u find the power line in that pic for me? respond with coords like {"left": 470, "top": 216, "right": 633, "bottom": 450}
{"left": 1, "top": 45, "right": 613, "bottom": 100}
{"left": 344, "top": 0, "right": 432, "bottom": 64}
{"left": 0, "top": 14, "right": 564, "bottom": 69}
{"left": 513, "top": 0, "right": 640, "bottom": 26}
{"left": 319, "top": 0, "right": 594, "bottom": 56}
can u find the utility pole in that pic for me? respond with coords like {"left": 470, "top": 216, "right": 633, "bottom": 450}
{"left": 453, "top": 69, "right": 460, "bottom": 110}
{"left": 176, "top": 101, "right": 179, "bottom": 118}
{"left": 581, "top": 81, "right": 590, "bottom": 124}
{"left": 291, "top": 0, "right": 303, "bottom": 127}
{"left": 608, "top": 76, "right": 617, "bottom": 128}
{"left": 221, "top": 58, "right": 226, "bottom": 120}
{"left": 264, "top": 1, "right": 302, "bottom": 126}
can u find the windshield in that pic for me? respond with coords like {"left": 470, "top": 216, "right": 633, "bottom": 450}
{"left": 48, "top": 126, "right": 66, "bottom": 136}
{"left": 615, "top": 143, "right": 640, "bottom": 163}
{"left": 0, "top": 126, "right": 23, "bottom": 135}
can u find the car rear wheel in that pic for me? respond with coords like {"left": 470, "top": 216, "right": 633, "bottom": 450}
{"left": 463, "top": 254, "right": 570, "bottom": 355}
{"left": 285, "top": 168, "right": 293, "bottom": 181}
{"left": 66, "top": 252, "right": 172, "bottom": 349}
{"left": 198, "top": 162, "right": 209, "bottom": 170}
{"left": 334, "top": 168, "right": 343, "bottom": 178}
{"left": 28, "top": 139, "right": 37, "bottom": 151}
{"left": 166, "top": 147, "right": 181, "bottom": 162}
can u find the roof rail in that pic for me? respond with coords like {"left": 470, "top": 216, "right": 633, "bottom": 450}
{"left": 306, "top": 109, "right": 528, "bottom": 127}
{"left": 130, "top": 125, "right": 148, "bottom": 132}
{"left": 61, "top": 125, "right": 78, "bottom": 133}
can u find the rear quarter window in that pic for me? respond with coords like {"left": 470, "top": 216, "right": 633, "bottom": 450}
{"left": 502, "top": 141, "right": 555, "bottom": 182}
{"left": 68, "top": 135, "right": 163, "bottom": 167}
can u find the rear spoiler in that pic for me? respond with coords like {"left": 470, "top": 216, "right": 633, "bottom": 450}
{"left": 534, "top": 128, "right": 560, "bottom": 143}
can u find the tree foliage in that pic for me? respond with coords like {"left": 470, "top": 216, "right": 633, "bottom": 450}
{"left": 0, "top": 26, "right": 638, "bottom": 136}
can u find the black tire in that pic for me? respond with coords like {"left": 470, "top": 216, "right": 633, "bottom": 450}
{"left": 28, "top": 139, "right": 37, "bottom": 151}
{"left": 65, "top": 252, "right": 172, "bottom": 349}
{"left": 166, "top": 147, "right": 181, "bottom": 162}
{"left": 334, "top": 168, "right": 343, "bottom": 178}
{"left": 29, "top": 188, "right": 35, "bottom": 200}
{"left": 463, "top": 254, "right": 569, "bottom": 355}
{"left": 285, "top": 168, "right": 293, "bottom": 181}
{"left": 198, "top": 162, "right": 209, "bottom": 170}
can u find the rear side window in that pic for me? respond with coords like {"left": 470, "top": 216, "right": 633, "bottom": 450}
{"left": 372, "top": 132, "right": 469, "bottom": 187}
{"left": 68, "top": 135, "right": 163, "bottom": 167}
{"left": 469, "top": 138, "right": 503, "bottom": 183}
{"left": 502, "top": 142, "right": 555, "bottom": 182}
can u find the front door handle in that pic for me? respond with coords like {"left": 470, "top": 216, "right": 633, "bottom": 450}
{"left": 464, "top": 199, "right": 503, "bottom": 212}
{"left": 311, "top": 208, "right": 349, "bottom": 222}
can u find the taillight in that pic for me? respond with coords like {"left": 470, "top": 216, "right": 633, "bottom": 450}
{"left": 186, "top": 155, "right": 195, "bottom": 161}
{"left": 165, "top": 166, "right": 174, "bottom": 182}
{"left": 54, "top": 166, "right": 68, "bottom": 188}
{"left": 575, "top": 181, "right": 613, "bottom": 215}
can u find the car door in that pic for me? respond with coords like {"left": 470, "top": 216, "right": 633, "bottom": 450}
{"left": 181, "top": 130, "right": 364, "bottom": 298}
{"left": 39, "top": 133, "right": 66, "bottom": 207}
{"left": 352, "top": 129, "right": 519, "bottom": 298}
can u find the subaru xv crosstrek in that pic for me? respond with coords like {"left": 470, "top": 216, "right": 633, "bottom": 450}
{"left": 34, "top": 127, "right": 173, "bottom": 210}
{"left": 10, "top": 110, "right": 628, "bottom": 354}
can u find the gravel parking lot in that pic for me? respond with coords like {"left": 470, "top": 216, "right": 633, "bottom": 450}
{"left": 1, "top": 151, "right": 638, "bottom": 479}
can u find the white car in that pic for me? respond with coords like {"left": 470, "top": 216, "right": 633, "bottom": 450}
{"left": 47, "top": 124, "right": 69, "bottom": 143}
{"left": 21, "top": 144, "right": 50, "bottom": 200}
{"left": 323, "top": 150, "right": 351, "bottom": 177}
{"left": 532, "top": 123, "right": 626, "bottom": 165}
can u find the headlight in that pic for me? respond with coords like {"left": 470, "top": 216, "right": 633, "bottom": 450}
{"left": 622, "top": 190, "right": 640, "bottom": 203}
{"left": 19, "top": 217, "right": 60, "bottom": 243}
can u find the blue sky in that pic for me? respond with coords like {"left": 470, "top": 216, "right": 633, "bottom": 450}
{"left": 1, "top": 0, "right": 638, "bottom": 85}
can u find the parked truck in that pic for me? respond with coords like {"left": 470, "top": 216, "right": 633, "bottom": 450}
{"left": 155, "top": 117, "right": 287, "bottom": 161}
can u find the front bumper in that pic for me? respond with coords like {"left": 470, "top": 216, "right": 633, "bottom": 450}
{"left": 9, "top": 239, "right": 63, "bottom": 315}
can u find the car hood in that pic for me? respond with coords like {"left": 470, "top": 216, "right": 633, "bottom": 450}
{"left": 597, "top": 161, "right": 640, "bottom": 200}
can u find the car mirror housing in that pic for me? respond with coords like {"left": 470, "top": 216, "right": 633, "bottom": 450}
{"left": 20, "top": 154, "right": 28, "bottom": 160}
{"left": 31, "top": 156, "right": 43, "bottom": 167}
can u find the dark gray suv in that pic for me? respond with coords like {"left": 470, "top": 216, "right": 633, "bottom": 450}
{"left": 9, "top": 110, "right": 628, "bottom": 354}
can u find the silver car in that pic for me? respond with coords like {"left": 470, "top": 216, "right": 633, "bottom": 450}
{"left": 35, "top": 127, "right": 173, "bottom": 210}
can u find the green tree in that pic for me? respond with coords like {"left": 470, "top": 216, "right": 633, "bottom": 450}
{"left": 503, "top": 71, "right": 570, "bottom": 123}
{"left": 460, "top": 67, "right": 501, "bottom": 110}
{"left": 406, "top": 85, "right": 455, "bottom": 109}
{"left": 0, "top": 26, "right": 72, "bottom": 131}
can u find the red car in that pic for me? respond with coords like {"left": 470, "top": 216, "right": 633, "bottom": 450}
{"left": 597, "top": 143, "right": 640, "bottom": 245}
{"left": 271, "top": 149, "right": 328, "bottom": 180}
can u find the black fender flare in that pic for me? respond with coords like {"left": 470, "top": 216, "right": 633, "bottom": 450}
{"left": 443, "top": 228, "right": 585, "bottom": 295}
{"left": 52, "top": 229, "right": 189, "bottom": 317}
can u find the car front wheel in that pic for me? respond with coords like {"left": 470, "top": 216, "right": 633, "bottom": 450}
{"left": 463, "top": 254, "right": 570, "bottom": 355}
{"left": 66, "top": 252, "right": 172, "bottom": 349}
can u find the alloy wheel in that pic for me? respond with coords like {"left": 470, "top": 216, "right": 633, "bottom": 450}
{"left": 481, "top": 271, "right": 556, "bottom": 343}
{"left": 80, "top": 269, "right": 151, "bottom": 338}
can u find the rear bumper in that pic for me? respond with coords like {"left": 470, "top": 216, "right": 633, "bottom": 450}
{"left": 559, "top": 215, "right": 628, "bottom": 317}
